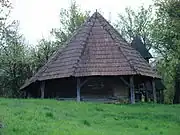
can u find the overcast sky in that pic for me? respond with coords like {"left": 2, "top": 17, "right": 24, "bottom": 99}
{"left": 11, "top": 0, "right": 153, "bottom": 44}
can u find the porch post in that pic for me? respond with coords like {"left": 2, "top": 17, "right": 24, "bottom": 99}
{"left": 130, "top": 76, "right": 135, "bottom": 104}
{"left": 27, "top": 92, "right": 31, "bottom": 98}
{"left": 77, "top": 78, "right": 81, "bottom": 102}
{"left": 152, "top": 79, "right": 157, "bottom": 103}
{"left": 25, "top": 91, "right": 30, "bottom": 98}
{"left": 40, "top": 81, "right": 45, "bottom": 98}
{"left": 145, "top": 81, "right": 149, "bottom": 102}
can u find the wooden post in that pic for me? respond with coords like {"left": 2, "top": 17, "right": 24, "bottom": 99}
{"left": 40, "top": 81, "right": 45, "bottom": 98}
{"left": 28, "top": 92, "right": 31, "bottom": 98}
{"left": 24, "top": 91, "right": 27, "bottom": 98}
{"left": 25, "top": 91, "right": 30, "bottom": 98}
{"left": 145, "top": 81, "right": 149, "bottom": 102}
{"left": 130, "top": 76, "right": 135, "bottom": 104}
{"left": 77, "top": 78, "right": 81, "bottom": 102}
{"left": 152, "top": 79, "right": 157, "bottom": 103}
{"left": 145, "top": 88, "right": 149, "bottom": 102}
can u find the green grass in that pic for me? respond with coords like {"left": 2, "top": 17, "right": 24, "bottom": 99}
{"left": 0, "top": 98, "right": 180, "bottom": 135}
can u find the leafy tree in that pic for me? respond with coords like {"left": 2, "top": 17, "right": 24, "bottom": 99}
{"left": 31, "top": 38, "right": 56, "bottom": 71}
{"left": 0, "top": 21, "right": 31, "bottom": 97}
{"left": 151, "top": 0, "right": 180, "bottom": 58}
{"left": 152, "top": 0, "right": 180, "bottom": 103}
{"left": 0, "top": 1, "right": 32, "bottom": 97}
{"left": 51, "top": 1, "right": 89, "bottom": 46}
{"left": 115, "top": 5, "right": 153, "bottom": 49}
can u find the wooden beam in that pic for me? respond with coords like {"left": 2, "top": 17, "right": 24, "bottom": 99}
{"left": 120, "top": 77, "right": 130, "bottom": 88}
{"left": 80, "top": 79, "right": 88, "bottom": 88}
{"left": 130, "top": 76, "right": 135, "bottom": 104}
{"left": 77, "top": 78, "right": 81, "bottom": 102}
{"left": 152, "top": 79, "right": 157, "bottom": 103}
{"left": 40, "top": 81, "right": 45, "bottom": 99}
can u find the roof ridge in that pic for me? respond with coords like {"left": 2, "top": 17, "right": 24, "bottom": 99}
{"left": 96, "top": 13, "right": 138, "bottom": 74}
{"left": 96, "top": 12, "right": 127, "bottom": 43}
{"left": 117, "top": 43, "right": 138, "bottom": 74}
{"left": 73, "top": 13, "right": 97, "bottom": 76}
{"left": 38, "top": 16, "right": 94, "bottom": 77}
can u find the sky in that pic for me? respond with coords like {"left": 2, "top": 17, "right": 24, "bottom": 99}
{"left": 11, "top": 0, "right": 153, "bottom": 44}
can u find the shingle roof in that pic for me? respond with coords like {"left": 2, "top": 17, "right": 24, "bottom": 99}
{"left": 21, "top": 12, "right": 159, "bottom": 90}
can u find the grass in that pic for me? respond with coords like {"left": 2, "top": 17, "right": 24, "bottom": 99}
{"left": 0, "top": 98, "right": 180, "bottom": 135}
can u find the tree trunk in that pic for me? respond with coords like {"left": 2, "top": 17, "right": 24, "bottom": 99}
{"left": 173, "top": 63, "right": 180, "bottom": 104}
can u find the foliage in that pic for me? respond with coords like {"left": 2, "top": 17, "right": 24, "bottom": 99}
{"left": 30, "top": 38, "right": 57, "bottom": 71}
{"left": 115, "top": 5, "right": 153, "bottom": 49}
{"left": 151, "top": 0, "right": 180, "bottom": 103}
{"left": 156, "top": 58, "right": 177, "bottom": 103}
{"left": 51, "top": 0, "right": 89, "bottom": 46}
{"left": 0, "top": 99, "right": 180, "bottom": 135}
{"left": 0, "top": 0, "right": 31, "bottom": 97}
{"left": 0, "top": 22, "right": 31, "bottom": 97}
{"left": 151, "top": 0, "right": 180, "bottom": 58}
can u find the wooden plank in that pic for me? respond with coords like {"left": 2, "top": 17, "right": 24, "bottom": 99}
{"left": 77, "top": 78, "right": 81, "bottom": 102}
{"left": 40, "top": 81, "right": 45, "bottom": 98}
{"left": 152, "top": 79, "right": 157, "bottom": 103}
{"left": 130, "top": 76, "right": 135, "bottom": 104}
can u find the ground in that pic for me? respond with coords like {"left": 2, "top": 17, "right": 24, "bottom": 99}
{"left": 0, "top": 98, "right": 180, "bottom": 135}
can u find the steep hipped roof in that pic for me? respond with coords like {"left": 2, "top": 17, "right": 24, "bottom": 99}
{"left": 21, "top": 12, "right": 159, "bottom": 89}
{"left": 131, "top": 36, "right": 152, "bottom": 60}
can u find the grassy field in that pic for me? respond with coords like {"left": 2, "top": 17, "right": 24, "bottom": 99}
{"left": 0, "top": 98, "right": 180, "bottom": 135}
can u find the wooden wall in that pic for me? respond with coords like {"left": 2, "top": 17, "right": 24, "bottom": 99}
{"left": 26, "top": 76, "right": 130, "bottom": 102}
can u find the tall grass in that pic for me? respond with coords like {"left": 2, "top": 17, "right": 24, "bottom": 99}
{"left": 0, "top": 98, "right": 180, "bottom": 135}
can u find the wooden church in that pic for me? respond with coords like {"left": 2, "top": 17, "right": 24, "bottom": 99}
{"left": 21, "top": 12, "right": 160, "bottom": 104}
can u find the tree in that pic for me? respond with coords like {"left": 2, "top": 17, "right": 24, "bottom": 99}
{"left": 31, "top": 38, "right": 56, "bottom": 71}
{"left": 151, "top": 0, "right": 180, "bottom": 103}
{"left": 0, "top": 21, "right": 32, "bottom": 97}
{"left": 0, "top": 0, "right": 11, "bottom": 45}
{"left": 51, "top": 0, "right": 89, "bottom": 47}
{"left": 151, "top": 0, "right": 180, "bottom": 58}
{"left": 0, "top": 1, "right": 32, "bottom": 97}
{"left": 115, "top": 5, "right": 153, "bottom": 49}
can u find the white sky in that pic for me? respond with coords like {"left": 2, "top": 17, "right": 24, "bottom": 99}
{"left": 11, "top": 0, "right": 153, "bottom": 44}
